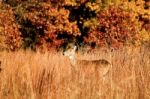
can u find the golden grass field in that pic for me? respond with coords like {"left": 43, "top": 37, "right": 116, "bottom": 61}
{"left": 0, "top": 46, "right": 150, "bottom": 99}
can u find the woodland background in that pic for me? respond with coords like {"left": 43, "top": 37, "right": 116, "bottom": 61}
{"left": 0, "top": 1, "right": 150, "bottom": 99}
{"left": 0, "top": 0, "right": 150, "bottom": 51}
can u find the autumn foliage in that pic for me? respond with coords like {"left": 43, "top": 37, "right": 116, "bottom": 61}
{"left": 16, "top": 2, "right": 80, "bottom": 51}
{"left": 0, "top": 3, "right": 22, "bottom": 51}
{"left": 84, "top": 5, "right": 141, "bottom": 48}
{"left": 0, "top": 0, "right": 149, "bottom": 51}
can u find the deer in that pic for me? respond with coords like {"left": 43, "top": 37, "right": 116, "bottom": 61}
{"left": 63, "top": 45, "right": 111, "bottom": 77}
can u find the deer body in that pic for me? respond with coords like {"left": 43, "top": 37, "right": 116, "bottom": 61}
{"left": 63, "top": 46, "right": 111, "bottom": 76}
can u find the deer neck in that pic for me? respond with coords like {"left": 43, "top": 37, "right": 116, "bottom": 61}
{"left": 69, "top": 55, "right": 77, "bottom": 65}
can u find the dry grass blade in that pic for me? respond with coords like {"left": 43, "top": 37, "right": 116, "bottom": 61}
{"left": 0, "top": 46, "right": 150, "bottom": 99}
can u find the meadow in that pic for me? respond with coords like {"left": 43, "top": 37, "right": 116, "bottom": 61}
{"left": 0, "top": 46, "right": 150, "bottom": 99}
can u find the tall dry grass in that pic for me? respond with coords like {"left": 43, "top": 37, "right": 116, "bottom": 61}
{"left": 0, "top": 46, "right": 150, "bottom": 99}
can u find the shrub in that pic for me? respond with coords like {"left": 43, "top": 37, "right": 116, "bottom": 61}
{"left": 84, "top": 5, "right": 142, "bottom": 48}
{"left": 15, "top": 2, "right": 80, "bottom": 51}
{"left": 122, "top": 0, "right": 150, "bottom": 44}
{"left": 0, "top": 4, "right": 22, "bottom": 51}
